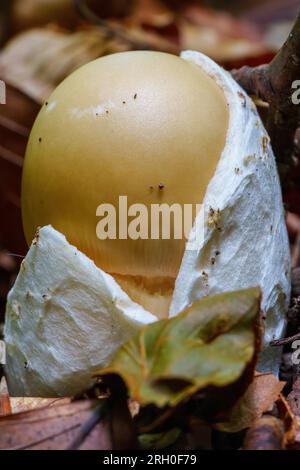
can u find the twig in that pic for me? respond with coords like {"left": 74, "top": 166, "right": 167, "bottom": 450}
{"left": 139, "top": 407, "right": 175, "bottom": 434}
{"left": 5, "top": 424, "right": 81, "bottom": 451}
{"left": 270, "top": 332, "right": 300, "bottom": 347}
{"left": 73, "top": 0, "right": 179, "bottom": 54}
{"left": 232, "top": 13, "right": 300, "bottom": 182}
{"left": 67, "top": 402, "right": 105, "bottom": 450}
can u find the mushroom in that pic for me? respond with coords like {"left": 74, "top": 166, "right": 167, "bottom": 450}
{"left": 5, "top": 51, "right": 291, "bottom": 396}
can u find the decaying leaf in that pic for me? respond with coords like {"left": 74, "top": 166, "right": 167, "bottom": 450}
{"left": 243, "top": 415, "right": 285, "bottom": 450}
{"left": 279, "top": 381, "right": 300, "bottom": 450}
{"left": 0, "top": 27, "right": 126, "bottom": 104}
{"left": 9, "top": 397, "right": 71, "bottom": 415}
{"left": 286, "top": 419, "right": 300, "bottom": 451}
{"left": 287, "top": 378, "right": 300, "bottom": 417}
{"left": 12, "top": 0, "right": 79, "bottom": 31}
{"left": 180, "top": 21, "right": 266, "bottom": 64}
{"left": 0, "top": 375, "right": 70, "bottom": 417}
{"left": 216, "top": 372, "right": 285, "bottom": 433}
{"left": 0, "top": 377, "right": 12, "bottom": 417}
{"left": 99, "top": 288, "right": 262, "bottom": 408}
{"left": 0, "top": 399, "right": 112, "bottom": 450}
{"left": 177, "top": 4, "right": 271, "bottom": 64}
{"left": 12, "top": 0, "right": 134, "bottom": 32}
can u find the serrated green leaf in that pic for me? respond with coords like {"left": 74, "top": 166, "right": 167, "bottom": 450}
{"left": 99, "top": 288, "right": 261, "bottom": 408}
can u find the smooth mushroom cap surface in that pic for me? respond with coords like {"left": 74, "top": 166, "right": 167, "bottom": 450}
{"left": 22, "top": 51, "right": 229, "bottom": 317}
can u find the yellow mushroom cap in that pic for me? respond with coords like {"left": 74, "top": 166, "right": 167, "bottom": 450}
{"left": 22, "top": 51, "right": 228, "bottom": 316}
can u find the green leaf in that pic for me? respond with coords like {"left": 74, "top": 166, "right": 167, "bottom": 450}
{"left": 99, "top": 288, "right": 261, "bottom": 408}
{"left": 138, "top": 428, "right": 181, "bottom": 450}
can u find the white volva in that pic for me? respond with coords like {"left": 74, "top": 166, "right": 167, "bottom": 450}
{"left": 171, "top": 51, "right": 291, "bottom": 373}
{"left": 4, "top": 227, "right": 156, "bottom": 396}
{"left": 4, "top": 51, "right": 291, "bottom": 396}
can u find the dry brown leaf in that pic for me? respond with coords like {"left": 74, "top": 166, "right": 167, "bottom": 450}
{"left": 9, "top": 397, "right": 71, "bottom": 415}
{"left": 12, "top": 0, "right": 134, "bottom": 32}
{"left": 286, "top": 416, "right": 300, "bottom": 450}
{"left": 0, "top": 83, "right": 41, "bottom": 262}
{"left": 12, "top": 0, "right": 78, "bottom": 31}
{"left": 0, "top": 27, "right": 127, "bottom": 104}
{"left": 128, "top": 0, "right": 172, "bottom": 24}
{"left": 243, "top": 415, "right": 285, "bottom": 450}
{"left": 182, "top": 5, "right": 262, "bottom": 42}
{"left": 216, "top": 372, "right": 285, "bottom": 433}
{"left": 277, "top": 380, "right": 300, "bottom": 450}
{"left": 0, "top": 377, "right": 12, "bottom": 416}
{"left": 180, "top": 21, "right": 267, "bottom": 63}
{"left": 177, "top": 4, "right": 270, "bottom": 63}
{"left": 274, "top": 393, "right": 300, "bottom": 450}
{"left": 0, "top": 399, "right": 112, "bottom": 450}
{"left": 287, "top": 378, "right": 300, "bottom": 417}
{"left": 286, "top": 417, "right": 300, "bottom": 450}
{"left": 0, "top": 377, "right": 71, "bottom": 417}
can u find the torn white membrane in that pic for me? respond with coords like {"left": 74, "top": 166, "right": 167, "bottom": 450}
{"left": 5, "top": 51, "right": 291, "bottom": 396}
{"left": 171, "top": 51, "right": 291, "bottom": 373}
{"left": 5, "top": 227, "right": 156, "bottom": 396}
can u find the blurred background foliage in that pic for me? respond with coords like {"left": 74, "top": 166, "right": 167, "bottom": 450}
{"left": 1, "top": 2, "right": 300, "bottom": 451}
